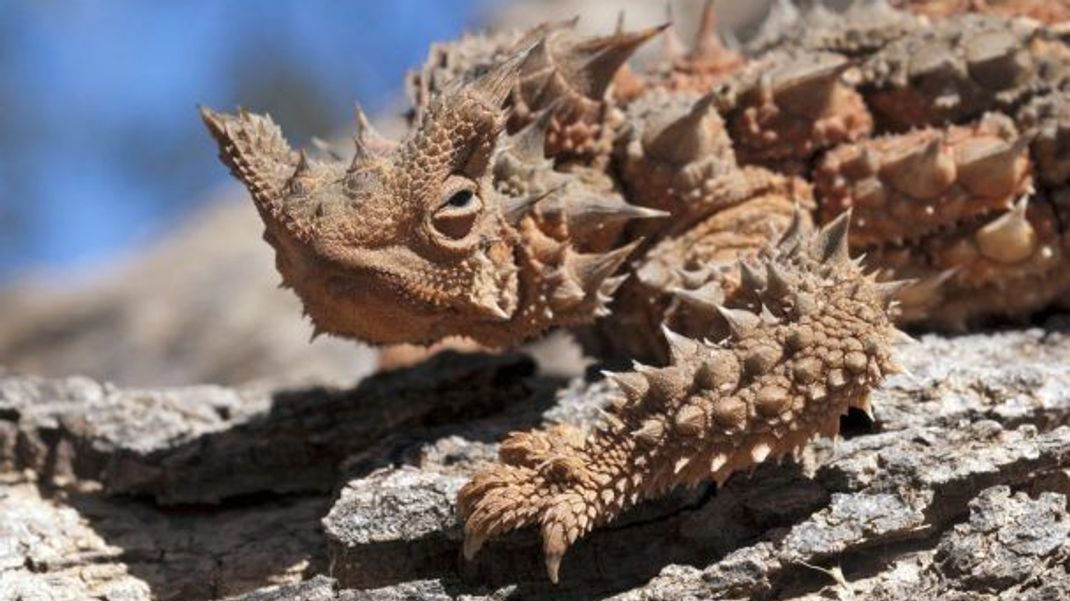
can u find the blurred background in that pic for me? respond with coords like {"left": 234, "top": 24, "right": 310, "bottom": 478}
{"left": 0, "top": 0, "right": 769, "bottom": 387}
{"left": 0, "top": 1, "right": 496, "bottom": 283}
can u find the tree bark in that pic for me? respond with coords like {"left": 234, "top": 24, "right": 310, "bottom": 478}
{"left": 2, "top": 325, "right": 1069, "bottom": 600}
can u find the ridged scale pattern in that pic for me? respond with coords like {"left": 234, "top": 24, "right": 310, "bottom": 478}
{"left": 458, "top": 213, "right": 904, "bottom": 582}
{"left": 199, "top": 0, "right": 1070, "bottom": 582}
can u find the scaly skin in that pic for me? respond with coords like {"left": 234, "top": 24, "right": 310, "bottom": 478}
{"left": 858, "top": 14, "right": 1070, "bottom": 130}
{"left": 813, "top": 114, "right": 1058, "bottom": 327}
{"left": 458, "top": 213, "right": 906, "bottom": 582}
{"left": 201, "top": 0, "right": 1070, "bottom": 583}
{"left": 894, "top": 0, "right": 1070, "bottom": 24}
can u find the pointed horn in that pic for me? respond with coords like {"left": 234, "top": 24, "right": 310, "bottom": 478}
{"left": 770, "top": 55, "right": 846, "bottom": 99}
{"left": 897, "top": 267, "right": 957, "bottom": 310}
{"left": 471, "top": 48, "right": 528, "bottom": 108}
{"left": 505, "top": 104, "right": 557, "bottom": 163}
{"left": 661, "top": 324, "right": 701, "bottom": 363}
{"left": 814, "top": 210, "right": 852, "bottom": 265}
{"left": 603, "top": 370, "right": 650, "bottom": 401}
{"left": 644, "top": 92, "right": 719, "bottom": 165}
{"left": 881, "top": 136, "right": 955, "bottom": 199}
{"left": 351, "top": 103, "right": 397, "bottom": 167}
{"left": 662, "top": 2, "right": 687, "bottom": 60}
{"left": 764, "top": 261, "right": 793, "bottom": 299}
{"left": 294, "top": 149, "right": 310, "bottom": 176}
{"left": 873, "top": 279, "right": 914, "bottom": 308}
{"left": 404, "top": 49, "right": 529, "bottom": 181}
{"left": 717, "top": 305, "right": 761, "bottom": 338}
{"left": 562, "top": 193, "right": 670, "bottom": 230}
{"left": 693, "top": 0, "right": 726, "bottom": 59}
{"left": 975, "top": 194, "right": 1038, "bottom": 264}
{"left": 310, "top": 137, "right": 341, "bottom": 160}
{"left": 739, "top": 260, "right": 767, "bottom": 294}
{"left": 569, "top": 240, "right": 640, "bottom": 290}
{"left": 672, "top": 281, "right": 725, "bottom": 316}
{"left": 568, "top": 23, "right": 669, "bottom": 99}
{"left": 776, "top": 204, "right": 810, "bottom": 254}
{"left": 502, "top": 185, "right": 564, "bottom": 224}
{"left": 200, "top": 106, "right": 300, "bottom": 214}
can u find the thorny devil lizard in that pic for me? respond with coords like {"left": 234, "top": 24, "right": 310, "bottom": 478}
{"left": 201, "top": 0, "right": 1070, "bottom": 583}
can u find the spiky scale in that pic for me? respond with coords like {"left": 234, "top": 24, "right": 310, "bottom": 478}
{"left": 717, "top": 305, "right": 762, "bottom": 339}
{"left": 202, "top": 7, "right": 1070, "bottom": 585}
{"left": 458, "top": 216, "right": 902, "bottom": 580}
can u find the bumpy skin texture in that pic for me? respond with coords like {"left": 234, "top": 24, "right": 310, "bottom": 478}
{"left": 858, "top": 14, "right": 1070, "bottom": 129}
{"left": 812, "top": 114, "right": 1064, "bottom": 326}
{"left": 895, "top": 0, "right": 1070, "bottom": 24}
{"left": 458, "top": 214, "right": 904, "bottom": 582}
{"left": 721, "top": 51, "right": 874, "bottom": 171}
{"left": 715, "top": 1, "right": 1070, "bottom": 330}
{"left": 203, "top": 50, "right": 663, "bottom": 348}
{"left": 203, "top": 1, "right": 1070, "bottom": 583}
{"left": 408, "top": 19, "right": 666, "bottom": 161}
{"left": 636, "top": 1, "right": 745, "bottom": 98}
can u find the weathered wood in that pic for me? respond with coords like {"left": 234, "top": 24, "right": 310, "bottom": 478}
{"left": 3, "top": 326, "right": 1070, "bottom": 600}
{"left": 319, "top": 326, "right": 1070, "bottom": 600}
{"left": 0, "top": 352, "right": 537, "bottom": 504}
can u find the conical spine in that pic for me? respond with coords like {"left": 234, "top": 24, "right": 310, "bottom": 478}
{"left": 458, "top": 210, "right": 906, "bottom": 582}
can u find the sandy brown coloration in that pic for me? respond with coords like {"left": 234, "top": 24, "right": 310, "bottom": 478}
{"left": 458, "top": 214, "right": 905, "bottom": 582}
{"left": 200, "top": 4, "right": 1070, "bottom": 584}
{"left": 815, "top": 114, "right": 1032, "bottom": 248}
{"left": 725, "top": 51, "right": 873, "bottom": 170}
{"left": 811, "top": 114, "right": 1065, "bottom": 326}
{"left": 860, "top": 14, "right": 1069, "bottom": 129}
{"left": 203, "top": 49, "right": 662, "bottom": 348}
{"left": 638, "top": 0, "right": 746, "bottom": 98}
{"left": 895, "top": 0, "right": 1070, "bottom": 24}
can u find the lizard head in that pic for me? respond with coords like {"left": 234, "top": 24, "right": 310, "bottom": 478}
{"left": 201, "top": 58, "right": 525, "bottom": 345}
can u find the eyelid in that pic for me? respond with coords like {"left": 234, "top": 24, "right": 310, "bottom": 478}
{"left": 438, "top": 188, "right": 477, "bottom": 209}
{"left": 441, "top": 191, "right": 476, "bottom": 212}
{"left": 438, "top": 174, "right": 481, "bottom": 209}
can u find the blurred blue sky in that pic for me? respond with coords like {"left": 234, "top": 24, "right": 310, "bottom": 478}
{"left": 0, "top": 0, "right": 493, "bottom": 282}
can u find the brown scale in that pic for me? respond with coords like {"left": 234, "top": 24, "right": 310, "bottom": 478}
{"left": 458, "top": 213, "right": 907, "bottom": 582}
{"left": 408, "top": 18, "right": 667, "bottom": 162}
{"left": 860, "top": 14, "right": 1067, "bottom": 129}
{"left": 894, "top": 0, "right": 1070, "bottom": 24}
{"left": 202, "top": 53, "right": 663, "bottom": 348}
{"left": 870, "top": 196, "right": 1070, "bottom": 327}
{"left": 635, "top": 0, "right": 746, "bottom": 98}
{"left": 200, "top": 6, "right": 1070, "bottom": 584}
{"left": 493, "top": 109, "right": 666, "bottom": 253}
{"left": 615, "top": 89, "right": 740, "bottom": 222}
{"left": 815, "top": 114, "right": 1032, "bottom": 249}
{"left": 584, "top": 190, "right": 814, "bottom": 364}
{"left": 636, "top": 189, "right": 814, "bottom": 351}
{"left": 813, "top": 114, "right": 1070, "bottom": 327}
{"left": 579, "top": 84, "right": 816, "bottom": 363}
{"left": 723, "top": 51, "right": 874, "bottom": 171}
{"left": 506, "top": 22, "right": 667, "bottom": 160}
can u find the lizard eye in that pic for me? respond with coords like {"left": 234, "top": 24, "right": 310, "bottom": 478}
{"left": 446, "top": 189, "right": 475, "bottom": 208}
{"left": 430, "top": 178, "right": 482, "bottom": 241}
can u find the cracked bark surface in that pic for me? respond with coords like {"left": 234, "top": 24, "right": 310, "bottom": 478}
{"left": 0, "top": 352, "right": 537, "bottom": 504}
{"left": 317, "top": 323, "right": 1070, "bottom": 600}
{"left": 2, "top": 325, "right": 1070, "bottom": 600}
